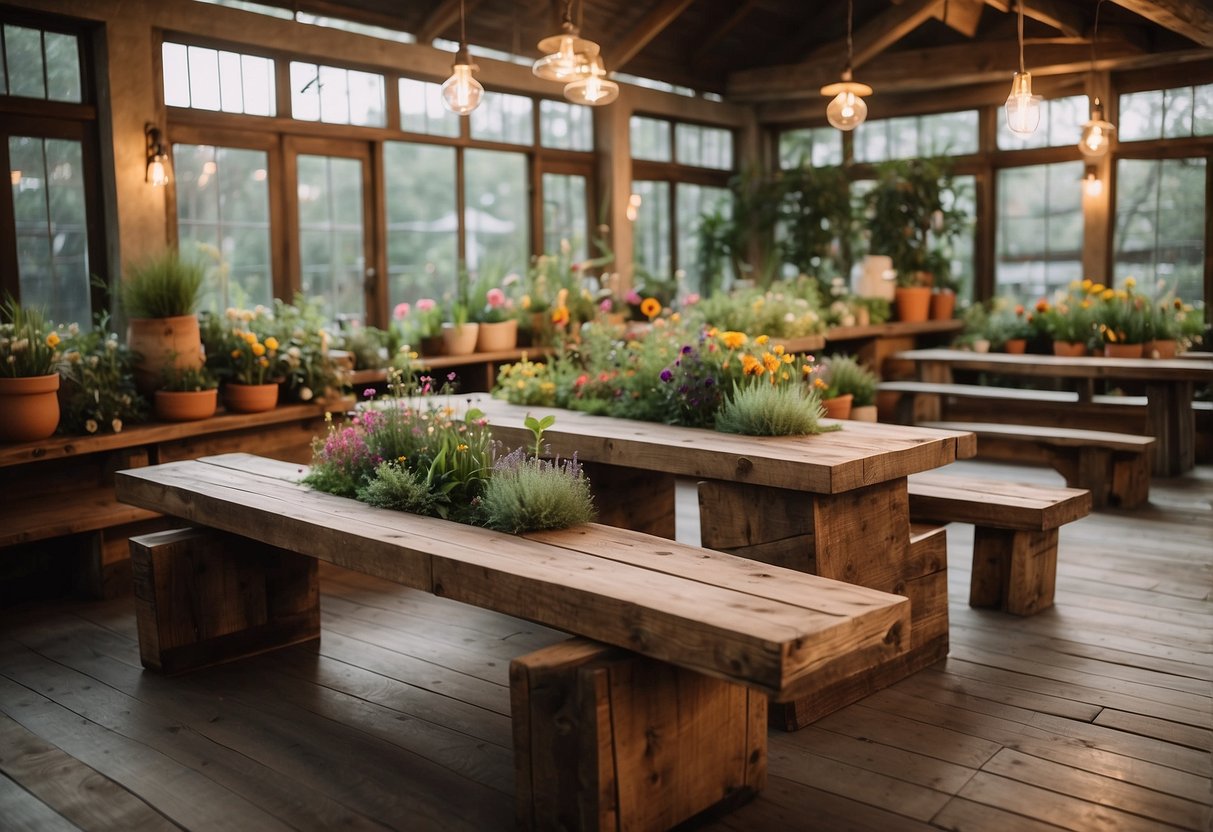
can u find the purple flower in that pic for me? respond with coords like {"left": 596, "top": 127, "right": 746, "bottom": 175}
{"left": 659, "top": 369, "right": 674, "bottom": 383}
{"left": 363, "top": 387, "right": 377, "bottom": 398}
{"left": 447, "top": 371, "right": 457, "bottom": 382}
{"left": 681, "top": 345, "right": 693, "bottom": 354}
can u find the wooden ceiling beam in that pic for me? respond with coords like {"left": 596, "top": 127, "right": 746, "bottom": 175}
{"left": 807, "top": 0, "right": 944, "bottom": 69}
{"left": 607, "top": 0, "right": 699, "bottom": 69}
{"left": 933, "top": 0, "right": 984, "bottom": 38}
{"left": 1106, "top": 0, "right": 1213, "bottom": 47}
{"left": 415, "top": 0, "right": 461, "bottom": 43}
{"left": 981, "top": 0, "right": 1085, "bottom": 38}
{"left": 690, "top": 0, "right": 760, "bottom": 66}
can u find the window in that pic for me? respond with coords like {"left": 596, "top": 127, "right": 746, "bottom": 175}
{"left": 1119, "top": 84, "right": 1213, "bottom": 141}
{"left": 1, "top": 24, "right": 82, "bottom": 102}
{"left": 399, "top": 78, "right": 459, "bottom": 138}
{"left": 948, "top": 175, "right": 977, "bottom": 300}
{"left": 163, "top": 43, "right": 275, "bottom": 116}
{"left": 632, "top": 181, "right": 671, "bottom": 278}
{"left": 995, "top": 162, "right": 1083, "bottom": 301}
{"left": 542, "top": 173, "right": 588, "bottom": 261}
{"left": 1115, "top": 158, "right": 1206, "bottom": 303}
{"left": 540, "top": 99, "right": 592, "bottom": 151}
{"left": 631, "top": 116, "right": 671, "bottom": 162}
{"left": 296, "top": 154, "right": 366, "bottom": 319}
{"left": 779, "top": 128, "right": 842, "bottom": 168}
{"left": 8, "top": 136, "right": 91, "bottom": 323}
{"left": 290, "top": 62, "right": 384, "bottom": 126}
{"left": 996, "top": 95, "right": 1085, "bottom": 150}
{"left": 470, "top": 92, "right": 533, "bottom": 145}
{"left": 676, "top": 184, "right": 731, "bottom": 294}
{"left": 855, "top": 110, "right": 979, "bottom": 162}
{"left": 675, "top": 124, "right": 733, "bottom": 170}
{"left": 464, "top": 149, "right": 529, "bottom": 280}
{"left": 384, "top": 141, "right": 458, "bottom": 307}
{"left": 174, "top": 144, "right": 273, "bottom": 311}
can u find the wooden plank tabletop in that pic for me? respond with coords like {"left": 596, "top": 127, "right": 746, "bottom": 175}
{"left": 894, "top": 348, "right": 1213, "bottom": 382}
{"left": 919, "top": 421, "right": 1156, "bottom": 451}
{"left": 907, "top": 472, "right": 1091, "bottom": 531}
{"left": 468, "top": 394, "right": 976, "bottom": 494}
{"left": 113, "top": 453, "right": 910, "bottom": 700}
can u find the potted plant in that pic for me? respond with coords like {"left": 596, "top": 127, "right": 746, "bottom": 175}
{"left": 202, "top": 309, "right": 283, "bottom": 412}
{"left": 985, "top": 300, "right": 1034, "bottom": 353}
{"left": 57, "top": 314, "right": 147, "bottom": 435}
{"left": 441, "top": 300, "right": 479, "bottom": 356}
{"left": 120, "top": 249, "right": 206, "bottom": 394}
{"left": 821, "top": 354, "right": 879, "bottom": 421}
{"left": 0, "top": 297, "right": 62, "bottom": 441}
{"left": 405, "top": 298, "right": 444, "bottom": 356}
{"left": 864, "top": 158, "right": 968, "bottom": 323}
{"left": 154, "top": 364, "right": 218, "bottom": 422}
{"left": 1091, "top": 282, "right": 1149, "bottom": 357}
{"left": 1035, "top": 293, "right": 1094, "bottom": 356}
{"left": 470, "top": 271, "right": 519, "bottom": 352}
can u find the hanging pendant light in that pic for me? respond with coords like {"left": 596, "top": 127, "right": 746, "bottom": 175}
{"left": 1005, "top": 0, "right": 1041, "bottom": 134}
{"left": 564, "top": 55, "right": 618, "bottom": 106}
{"left": 820, "top": 0, "right": 871, "bottom": 131}
{"left": 1078, "top": 1, "right": 1114, "bottom": 158}
{"left": 533, "top": 0, "right": 599, "bottom": 82}
{"left": 441, "top": 0, "right": 483, "bottom": 115}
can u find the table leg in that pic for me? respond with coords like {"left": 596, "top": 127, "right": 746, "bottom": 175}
{"left": 581, "top": 462, "right": 677, "bottom": 539}
{"left": 1145, "top": 381, "right": 1194, "bottom": 476}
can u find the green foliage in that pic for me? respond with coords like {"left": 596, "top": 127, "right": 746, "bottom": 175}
{"left": 0, "top": 296, "right": 60, "bottom": 378}
{"left": 820, "top": 354, "right": 878, "bottom": 407}
{"left": 121, "top": 250, "right": 205, "bottom": 318}
{"left": 689, "top": 278, "right": 825, "bottom": 338}
{"left": 716, "top": 382, "right": 836, "bottom": 437}
{"left": 480, "top": 448, "right": 596, "bottom": 533}
{"left": 357, "top": 461, "right": 438, "bottom": 514}
{"left": 159, "top": 363, "right": 218, "bottom": 392}
{"left": 779, "top": 164, "right": 855, "bottom": 281}
{"left": 201, "top": 299, "right": 336, "bottom": 399}
{"left": 524, "top": 412, "right": 556, "bottom": 459}
{"left": 57, "top": 314, "right": 147, "bottom": 433}
{"left": 494, "top": 356, "right": 559, "bottom": 406}
{"left": 334, "top": 325, "right": 390, "bottom": 370}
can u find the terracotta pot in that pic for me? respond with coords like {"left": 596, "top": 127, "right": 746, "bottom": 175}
{"left": 0, "top": 374, "right": 60, "bottom": 441}
{"left": 1052, "top": 340, "right": 1087, "bottom": 357}
{"left": 929, "top": 290, "right": 956, "bottom": 321}
{"left": 894, "top": 286, "right": 932, "bottom": 323}
{"left": 1003, "top": 338, "right": 1027, "bottom": 354}
{"left": 850, "top": 404, "right": 878, "bottom": 422}
{"left": 821, "top": 393, "right": 853, "bottom": 420}
{"left": 223, "top": 382, "right": 279, "bottom": 413}
{"left": 1103, "top": 343, "right": 1144, "bottom": 359}
{"left": 441, "top": 322, "right": 479, "bottom": 356}
{"left": 127, "top": 314, "right": 203, "bottom": 395}
{"left": 971, "top": 338, "right": 990, "bottom": 353}
{"left": 1143, "top": 339, "right": 1177, "bottom": 359}
{"left": 155, "top": 388, "right": 218, "bottom": 422}
{"left": 418, "top": 335, "right": 446, "bottom": 357}
{"left": 476, "top": 319, "right": 518, "bottom": 353}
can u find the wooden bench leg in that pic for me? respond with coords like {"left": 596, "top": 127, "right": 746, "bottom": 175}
{"left": 130, "top": 528, "right": 320, "bottom": 674}
{"left": 1049, "top": 447, "right": 1149, "bottom": 510}
{"left": 510, "top": 638, "right": 766, "bottom": 832}
{"left": 1111, "top": 453, "right": 1150, "bottom": 509}
{"left": 581, "top": 461, "right": 677, "bottom": 540}
{"left": 971, "top": 527, "right": 1058, "bottom": 616}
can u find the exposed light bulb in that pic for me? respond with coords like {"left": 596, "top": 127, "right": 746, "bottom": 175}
{"left": 563, "top": 56, "right": 618, "bottom": 106}
{"left": 1083, "top": 169, "right": 1103, "bottom": 197}
{"left": 147, "top": 158, "right": 167, "bottom": 187}
{"left": 1005, "top": 71, "right": 1041, "bottom": 135}
{"left": 441, "top": 53, "right": 483, "bottom": 115}
{"left": 821, "top": 72, "right": 872, "bottom": 131}
{"left": 1078, "top": 99, "right": 1115, "bottom": 158}
{"left": 534, "top": 33, "right": 598, "bottom": 81}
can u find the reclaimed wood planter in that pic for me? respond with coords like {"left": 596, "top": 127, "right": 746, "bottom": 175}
{"left": 223, "top": 382, "right": 278, "bottom": 413}
{"left": 0, "top": 373, "right": 60, "bottom": 441}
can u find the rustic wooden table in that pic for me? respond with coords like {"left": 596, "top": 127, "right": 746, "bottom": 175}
{"left": 469, "top": 394, "right": 977, "bottom": 728}
{"left": 894, "top": 348, "right": 1213, "bottom": 475}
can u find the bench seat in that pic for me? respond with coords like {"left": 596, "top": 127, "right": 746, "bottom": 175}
{"left": 116, "top": 453, "right": 911, "bottom": 831}
{"left": 919, "top": 421, "right": 1153, "bottom": 509}
{"left": 908, "top": 472, "right": 1091, "bottom": 614}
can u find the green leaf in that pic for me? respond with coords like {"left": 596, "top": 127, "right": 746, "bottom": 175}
{"left": 537, "top": 414, "right": 556, "bottom": 430}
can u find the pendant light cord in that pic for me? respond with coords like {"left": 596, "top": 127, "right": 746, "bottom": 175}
{"left": 459, "top": 0, "right": 467, "bottom": 48}
{"left": 1090, "top": 0, "right": 1105, "bottom": 69}
{"left": 1017, "top": 0, "right": 1025, "bottom": 74}
{"left": 846, "top": 0, "right": 854, "bottom": 71}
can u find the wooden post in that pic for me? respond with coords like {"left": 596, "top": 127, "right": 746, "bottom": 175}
{"left": 510, "top": 638, "right": 766, "bottom": 832}
{"left": 1145, "top": 380, "right": 1194, "bottom": 476}
{"left": 971, "top": 527, "right": 1059, "bottom": 615}
{"left": 130, "top": 527, "right": 319, "bottom": 674}
{"left": 581, "top": 461, "right": 677, "bottom": 539}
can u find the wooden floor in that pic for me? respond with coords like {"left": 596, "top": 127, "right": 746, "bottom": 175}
{"left": 1, "top": 459, "right": 1210, "bottom": 831}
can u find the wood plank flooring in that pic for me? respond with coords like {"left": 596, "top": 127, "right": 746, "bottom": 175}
{"left": 1, "top": 459, "right": 1209, "bottom": 831}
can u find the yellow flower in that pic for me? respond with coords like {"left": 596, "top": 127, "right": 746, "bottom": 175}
{"left": 773, "top": 344, "right": 786, "bottom": 356}
{"left": 741, "top": 354, "right": 762, "bottom": 375}
{"left": 783, "top": 353, "right": 794, "bottom": 364}
{"left": 1124, "top": 276, "right": 1136, "bottom": 289}
{"left": 258, "top": 356, "right": 269, "bottom": 367}
{"left": 244, "top": 331, "right": 257, "bottom": 344}
{"left": 1100, "top": 288, "right": 1115, "bottom": 301}
{"left": 1081, "top": 279, "right": 1093, "bottom": 291}
{"left": 640, "top": 297, "right": 662, "bottom": 319}
{"left": 252, "top": 342, "right": 266, "bottom": 356}
{"left": 264, "top": 336, "right": 279, "bottom": 351}
{"left": 230, "top": 349, "right": 241, "bottom": 359}
{"left": 551, "top": 305, "right": 570, "bottom": 326}
{"left": 1091, "top": 283, "right": 1106, "bottom": 294}
{"left": 721, "top": 331, "right": 747, "bottom": 350}
{"left": 762, "top": 352, "right": 781, "bottom": 373}
{"left": 45, "top": 332, "right": 60, "bottom": 348}
{"left": 755, "top": 334, "right": 770, "bottom": 346}
{"left": 457, "top": 443, "right": 468, "bottom": 452}
{"left": 813, "top": 377, "right": 828, "bottom": 390}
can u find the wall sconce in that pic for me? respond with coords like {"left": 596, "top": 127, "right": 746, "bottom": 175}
{"left": 626, "top": 193, "right": 641, "bottom": 222}
{"left": 1083, "top": 167, "right": 1103, "bottom": 198}
{"left": 145, "top": 124, "right": 169, "bottom": 186}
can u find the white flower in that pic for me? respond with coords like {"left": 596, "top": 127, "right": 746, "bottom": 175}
{"left": 85, "top": 419, "right": 98, "bottom": 433}
{"left": 111, "top": 418, "right": 123, "bottom": 433}
{"left": 105, "top": 339, "right": 117, "bottom": 351}
{"left": 67, "top": 322, "right": 80, "bottom": 335}
{"left": 88, "top": 355, "right": 99, "bottom": 367}
{"left": 288, "top": 346, "right": 301, "bottom": 359}
{"left": 298, "top": 386, "right": 313, "bottom": 401}
{"left": 12, "top": 338, "right": 28, "bottom": 352}
{"left": 5, "top": 355, "right": 14, "bottom": 365}
{"left": 67, "top": 351, "right": 81, "bottom": 363}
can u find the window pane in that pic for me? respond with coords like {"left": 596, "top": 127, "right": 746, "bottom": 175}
{"left": 470, "top": 92, "right": 534, "bottom": 145}
{"left": 297, "top": 155, "right": 366, "bottom": 322}
{"left": 778, "top": 127, "right": 842, "bottom": 168}
{"left": 1162, "top": 86, "right": 1194, "bottom": 139}
{"left": 44, "top": 32, "right": 81, "bottom": 103}
{"left": 385, "top": 142, "right": 458, "bottom": 307}
{"left": 187, "top": 45, "right": 221, "bottom": 111}
{"left": 857, "top": 111, "right": 978, "bottom": 161}
{"left": 400, "top": 78, "right": 459, "bottom": 137}
{"left": 948, "top": 175, "right": 977, "bottom": 301}
{"left": 677, "top": 184, "right": 731, "bottom": 295}
{"left": 241, "top": 54, "right": 274, "bottom": 116}
{"left": 1118, "top": 90, "right": 1160, "bottom": 142}
{"left": 540, "top": 99, "right": 592, "bottom": 151}
{"left": 995, "top": 161, "right": 1083, "bottom": 302}
{"left": 163, "top": 43, "right": 275, "bottom": 116}
{"left": 218, "top": 50, "right": 244, "bottom": 113}
{"left": 174, "top": 144, "right": 273, "bottom": 311}
{"left": 0, "top": 33, "right": 6, "bottom": 93}
{"left": 5, "top": 25, "right": 45, "bottom": 99}
{"left": 542, "top": 172, "right": 587, "bottom": 261}
{"left": 318, "top": 65, "right": 349, "bottom": 123}
{"left": 1115, "top": 157, "right": 1206, "bottom": 304}
{"left": 998, "top": 95, "right": 1084, "bottom": 149}
{"left": 347, "top": 69, "right": 385, "bottom": 127}
{"left": 10, "top": 136, "right": 91, "bottom": 324}
{"left": 631, "top": 180, "right": 671, "bottom": 277}
{"left": 1195, "top": 83, "right": 1213, "bottom": 136}
{"left": 464, "top": 149, "right": 529, "bottom": 280}
{"left": 675, "top": 124, "right": 732, "bottom": 170}
{"left": 290, "top": 62, "right": 321, "bottom": 121}
{"left": 162, "top": 42, "right": 190, "bottom": 108}
{"left": 630, "top": 116, "right": 671, "bottom": 162}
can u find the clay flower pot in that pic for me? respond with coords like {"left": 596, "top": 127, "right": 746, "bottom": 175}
{"left": 441, "top": 322, "right": 479, "bottom": 356}
{"left": 155, "top": 388, "right": 218, "bottom": 422}
{"left": 1143, "top": 339, "right": 1177, "bottom": 359}
{"left": 1104, "top": 343, "right": 1144, "bottom": 358}
{"left": 929, "top": 290, "right": 956, "bottom": 321}
{"left": 1052, "top": 340, "right": 1087, "bottom": 357}
{"left": 127, "top": 314, "right": 203, "bottom": 395}
{"left": 821, "top": 393, "right": 854, "bottom": 420}
{"left": 476, "top": 319, "right": 518, "bottom": 353}
{"left": 850, "top": 404, "right": 878, "bottom": 422}
{"left": 223, "top": 382, "right": 279, "bottom": 413}
{"left": 1002, "top": 338, "right": 1027, "bottom": 354}
{"left": 0, "top": 373, "right": 60, "bottom": 441}
{"left": 894, "top": 286, "right": 932, "bottom": 323}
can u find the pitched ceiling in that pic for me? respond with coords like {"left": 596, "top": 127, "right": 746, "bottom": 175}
{"left": 273, "top": 0, "right": 1213, "bottom": 99}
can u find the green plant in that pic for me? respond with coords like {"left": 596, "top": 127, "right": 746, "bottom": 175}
{"left": 864, "top": 158, "right": 969, "bottom": 288}
{"left": 260, "top": 297, "right": 339, "bottom": 401}
{"left": 357, "top": 461, "right": 438, "bottom": 514}
{"left": 159, "top": 363, "right": 218, "bottom": 392}
{"left": 120, "top": 250, "right": 205, "bottom": 318}
{"left": 524, "top": 413, "right": 555, "bottom": 459}
{"left": 57, "top": 314, "right": 147, "bottom": 433}
{"left": 480, "top": 446, "right": 596, "bottom": 533}
{"left": 820, "top": 354, "right": 878, "bottom": 406}
{"left": 494, "top": 355, "right": 559, "bottom": 406}
{"left": 779, "top": 164, "right": 856, "bottom": 282}
{"left": 716, "top": 382, "right": 835, "bottom": 436}
{"left": 1, "top": 297, "right": 61, "bottom": 378}
{"left": 335, "top": 325, "right": 390, "bottom": 370}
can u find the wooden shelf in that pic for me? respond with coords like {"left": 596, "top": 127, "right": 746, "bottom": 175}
{"left": 0, "top": 487, "right": 160, "bottom": 547}
{"left": 348, "top": 347, "right": 553, "bottom": 388}
{"left": 825, "top": 319, "right": 964, "bottom": 342}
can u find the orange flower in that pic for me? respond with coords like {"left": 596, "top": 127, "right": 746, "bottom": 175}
{"left": 640, "top": 297, "right": 662, "bottom": 319}
{"left": 721, "top": 330, "right": 747, "bottom": 350}
{"left": 551, "top": 306, "right": 570, "bottom": 327}
{"left": 1035, "top": 299, "right": 1049, "bottom": 313}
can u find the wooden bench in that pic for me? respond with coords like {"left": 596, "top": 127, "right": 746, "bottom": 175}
{"left": 907, "top": 473, "right": 1091, "bottom": 615}
{"left": 115, "top": 453, "right": 910, "bottom": 832}
{"left": 919, "top": 421, "right": 1154, "bottom": 509}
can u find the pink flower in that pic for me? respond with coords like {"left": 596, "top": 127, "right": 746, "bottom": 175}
{"left": 393, "top": 302, "right": 411, "bottom": 320}
{"left": 486, "top": 287, "right": 506, "bottom": 308}
{"left": 416, "top": 298, "right": 436, "bottom": 312}
{"left": 599, "top": 298, "right": 613, "bottom": 312}
{"left": 684, "top": 293, "right": 700, "bottom": 306}
{"left": 625, "top": 290, "right": 642, "bottom": 305}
